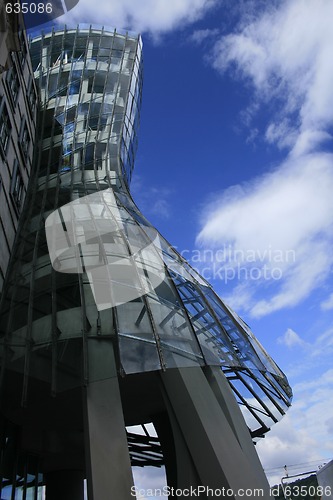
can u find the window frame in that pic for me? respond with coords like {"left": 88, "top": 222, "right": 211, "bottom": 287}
{"left": 10, "top": 159, "right": 24, "bottom": 212}
{"left": 5, "top": 54, "right": 20, "bottom": 105}
{"left": 19, "top": 118, "right": 31, "bottom": 162}
{"left": 0, "top": 98, "right": 12, "bottom": 156}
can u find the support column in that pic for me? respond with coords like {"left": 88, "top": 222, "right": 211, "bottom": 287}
{"left": 153, "top": 411, "right": 201, "bottom": 491}
{"left": 160, "top": 366, "right": 271, "bottom": 499}
{"left": 204, "top": 365, "right": 267, "bottom": 471}
{"left": 83, "top": 377, "right": 134, "bottom": 500}
{"left": 82, "top": 338, "right": 135, "bottom": 500}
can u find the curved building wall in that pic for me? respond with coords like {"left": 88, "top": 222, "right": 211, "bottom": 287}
{"left": 0, "top": 25, "right": 292, "bottom": 440}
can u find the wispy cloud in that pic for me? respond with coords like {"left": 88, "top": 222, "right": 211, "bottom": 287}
{"left": 59, "top": 0, "right": 217, "bottom": 37}
{"left": 257, "top": 368, "right": 333, "bottom": 485}
{"left": 211, "top": 0, "right": 333, "bottom": 153}
{"left": 196, "top": 0, "right": 333, "bottom": 317}
{"left": 321, "top": 293, "right": 333, "bottom": 311}
{"left": 277, "top": 325, "right": 333, "bottom": 381}
{"left": 276, "top": 325, "right": 333, "bottom": 364}
{"left": 277, "top": 328, "right": 306, "bottom": 349}
{"left": 256, "top": 412, "right": 320, "bottom": 485}
{"left": 196, "top": 152, "right": 333, "bottom": 317}
{"left": 131, "top": 176, "right": 173, "bottom": 220}
{"left": 188, "top": 28, "right": 219, "bottom": 45}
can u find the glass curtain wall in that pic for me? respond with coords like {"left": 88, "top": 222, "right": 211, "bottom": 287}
{"left": 0, "top": 25, "right": 292, "bottom": 447}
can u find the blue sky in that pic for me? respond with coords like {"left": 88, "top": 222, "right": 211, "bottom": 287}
{"left": 49, "top": 0, "right": 333, "bottom": 490}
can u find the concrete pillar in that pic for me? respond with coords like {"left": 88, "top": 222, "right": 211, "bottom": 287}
{"left": 83, "top": 377, "right": 134, "bottom": 500}
{"left": 204, "top": 365, "right": 267, "bottom": 472}
{"left": 160, "top": 366, "right": 271, "bottom": 499}
{"left": 154, "top": 410, "right": 201, "bottom": 491}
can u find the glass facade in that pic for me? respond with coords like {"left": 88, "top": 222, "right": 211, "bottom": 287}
{"left": 0, "top": 26, "right": 291, "bottom": 480}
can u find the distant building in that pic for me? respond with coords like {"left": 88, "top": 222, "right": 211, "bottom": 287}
{"left": 0, "top": 7, "right": 38, "bottom": 294}
{"left": 0, "top": 0, "right": 20, "bottom": 72}
{"left": 317, "top": 460, "right": 333, "bottom": 500}
{"left": 0, "top": 24, "right": 292, "bottom": 500}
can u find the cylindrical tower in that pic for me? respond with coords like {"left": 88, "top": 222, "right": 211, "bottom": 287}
{"left": 0, "top": 25, "right": 292, "bottom": 500}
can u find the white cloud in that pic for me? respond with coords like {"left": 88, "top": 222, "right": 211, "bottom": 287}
{"left": 326, "top": 418, "right": 333, "bottom": 434}
{"left": 257, "top": 369, "right": 333, "bottom": 485}
{"left": 150, "top": 199, "right": 171, "bottom": 219}
{"left": 278, "top": 326, "right": 333, "bottom": 381}
{"left": 256, "top": 413, "right": 320, "bottom": 486}
{"left": 196, "top": 0, "right": 333, "bottom": 317}
{"left": 293, "top": 368, "right": 333, "bottom": 393}
{"left": 198, "top": 154, "right": 333, "bottom": 253}
{"left": 309, "top": 326, "right": 333, "bottom": 358}
{"left": 277, "top": 328, "right": 306, "bottom": 349}
{"left": 291, "top": 130, "right": 332, "bottom": 158}
{"left": 188, "top": 28, "right": 219, "bottom": 45}
{"left": 321, "top": 293, "right": 333, "bottom": 311}
{"left": 265, "top": 120, "right": 298, "bottom": 150}
{"left": 196, "top": 152, "right": 333, "bottom": 317}
{"left": 211, "top": 0, "right": 333, "bottom": 153}
{"left": 245, "top": 127, "right": 259, "bottom": 146}
{"left": 60, "top": 0, "right": 217, "bottom": 36}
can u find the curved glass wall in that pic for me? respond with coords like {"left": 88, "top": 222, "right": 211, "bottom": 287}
{"left": 0, "top": 25, "right": 292, "bottom": 439}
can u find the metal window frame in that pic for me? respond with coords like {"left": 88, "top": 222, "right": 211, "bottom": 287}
{"left": 0, "top": 98, "right": 12, "bottom": 155}
{"left": 10, "top": 158, "right": 24, "bottom": 211}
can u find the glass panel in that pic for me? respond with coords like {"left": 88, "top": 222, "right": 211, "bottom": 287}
{"left": 1, "top": 485, "right": 13, "bottom": 499}
{"left": 170, "top": 272, "right": 238, "bottom": 367}
{"left": 146, "top": 293, "right": 203, "bottom": 365}
{"left": 117, "top": 297, "right": 161, "bottom": 373}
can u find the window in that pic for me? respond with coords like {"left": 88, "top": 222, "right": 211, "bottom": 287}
{"left": 82, "top": 143, "right": 95, "bottom": 169}
{"left": 0, "top": 99, "right": 12, "bottom": 154}
{"left": 69, "top": 72, "right": 81, "bottom": 95}
{"left": 20, "top": 120, "right": 30, "bottom": 161}
{"left": 6, "top": 56, "right": 20, "bottom": 103}
{"left": 11, "top": 160, "right": 24, "bottom": 211}
{"left": 17, "top": 30, "right": 28, "bottom": 66}
{"left": 85, "top": 106, "right": 108, "bottom": 131}
{"left": 88, "top": 76, "right": 105, "bottom": 94}
{"left": 27, "top": 77, "right": 37, "bottom": 114}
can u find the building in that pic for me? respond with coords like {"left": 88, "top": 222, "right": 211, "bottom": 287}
{"left": 317, "top": 460, "right": 333, "bottom": 500}
{"left": 0, "top": 5, "right": 38, "bottom": 295}
{"left": 0, "top": 24, "right": 292, "bottom": 500}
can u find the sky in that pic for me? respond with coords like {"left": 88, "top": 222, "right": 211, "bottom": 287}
{"left": 38, "top": 0, "right": 333, "bottom": 492}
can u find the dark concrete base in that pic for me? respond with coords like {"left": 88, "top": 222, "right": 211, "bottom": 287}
{"left": 45, "top": 470, "right": 84, "bottom": 500}
{"left": 157, "top": 366, "right": 271, "bottom": 498}
{"left": 83, "top": 378, "right": 134, "bottom": 500}
{"left": 1, "top": 355, "right": 270, "bottom": 499}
